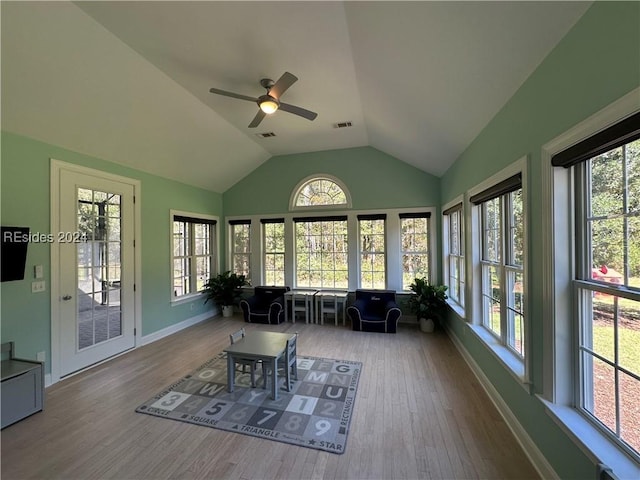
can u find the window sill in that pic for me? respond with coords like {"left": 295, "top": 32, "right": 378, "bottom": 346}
{"left": 171, "top": 292, "right": 205, "bottom": 307}
{"left": 539, "top": 397, "right": 640, "bottom": 479}
{"left": 467, "top": 324, "right": 530, "bottom": 392}
{"left": 446, "top": 299, "right": 465, "bottom": 320}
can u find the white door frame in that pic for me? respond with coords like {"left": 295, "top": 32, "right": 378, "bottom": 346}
{"left": 50, "top": 159, "right": 142, "bottom": 384}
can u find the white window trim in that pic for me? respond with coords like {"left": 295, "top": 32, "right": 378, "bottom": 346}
{"left": 467, "top": 155, "right": 530, "bottom": 389}
{"left": 540, "top": 86, "right": 640, "bottom": 478}
{"left": 169, "top": 209, "right": 219, "bottom": 305}
{"left": 442, "top": 195, "right": 465, "bottom": 318}
{"left": 289, "top": 173, "right": 353, "bottom": 210}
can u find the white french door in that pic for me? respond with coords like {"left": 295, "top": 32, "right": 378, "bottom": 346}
{"left": 53, "top": 163, "right": 137, "bottom": 378}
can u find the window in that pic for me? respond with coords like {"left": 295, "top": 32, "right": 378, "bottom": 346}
{"left": 551, "top": 111, "right": 640, "bottom": 459}
{"left": 443, "top": 203, "right": 465, "bottom": 309}
{"left": 358, "top": 214, "right": 386, "bottom": 288}
{"left": 471, "top": 174, "right": 525, "bottom": 358}
{"left": 291, "top": 175, "right": 350, "bottom": 209}
{"left": 229, "top": 220, "right": 251, "bottom": 283}
{"left": 294, "top": 216, "right": 348, "bottom": 288}
{"left": 172, "top": 214, "right": 216, "bottom": 299}
{"left": 262, "top": 218, "right": 285, "bottom": 285}
{"left": 400, "top": 213, "right": 431, "bottom": 290}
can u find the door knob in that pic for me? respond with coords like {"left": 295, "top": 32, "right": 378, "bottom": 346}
{"left": 62, "top": 295, "right": 72, "bottom": 301}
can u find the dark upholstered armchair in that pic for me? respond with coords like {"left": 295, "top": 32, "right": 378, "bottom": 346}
{"left": 347, "top": 289, "right": 402, "bottom": 333}
{"left": 240, "top": 286, "right": 290, "bottom": 324}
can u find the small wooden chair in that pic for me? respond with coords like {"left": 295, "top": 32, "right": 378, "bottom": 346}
{"left": 229, "top": 328, "right": 261, "bottom": 388}
{"left": 262, "top": 332, "right": 298, "bottom": 392}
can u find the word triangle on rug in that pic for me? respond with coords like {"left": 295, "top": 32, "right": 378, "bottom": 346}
{"left": 136, "top": 353, "right": 362, "bottom": 454}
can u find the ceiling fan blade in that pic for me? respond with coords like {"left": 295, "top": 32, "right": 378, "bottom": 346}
{"left": 279, "top": 102, "right": 318, "bottom": 121}
{"left": 248, "top": 110, "right": 266, "bottom": 128}
{"left": 269, "top": 72, "right": 298, "bottom": 99}
{"left": 209, "top": 87, "right": 257, "bottom": 103}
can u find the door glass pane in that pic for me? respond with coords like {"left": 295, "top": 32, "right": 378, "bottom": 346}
{"left": 77, "top": 189, "right": 122, "bottom": 350}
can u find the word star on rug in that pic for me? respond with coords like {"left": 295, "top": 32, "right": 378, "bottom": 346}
{"left": 136, "top": 353, "right": 362, "bottom": 454}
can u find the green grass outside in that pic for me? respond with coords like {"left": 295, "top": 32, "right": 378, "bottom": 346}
{"left": 592, "top": 325, "right": 640, "bottom": 374}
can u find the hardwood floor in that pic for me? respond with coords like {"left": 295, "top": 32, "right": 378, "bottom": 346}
{"left": 1, "top": 316, "right": 540, "bottom": 479}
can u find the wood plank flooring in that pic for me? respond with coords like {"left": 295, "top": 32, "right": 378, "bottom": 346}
{"left": 1, "top": 316, "right": 540, "bottom": 479}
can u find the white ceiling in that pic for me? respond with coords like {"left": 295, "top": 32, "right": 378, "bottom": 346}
{"left": 1, "top": 1, "right": 591, "bottom": 193}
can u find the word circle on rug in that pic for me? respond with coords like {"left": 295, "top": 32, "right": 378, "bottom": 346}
{"left": 136, "top": 353, "right": 362, "bottom": 454}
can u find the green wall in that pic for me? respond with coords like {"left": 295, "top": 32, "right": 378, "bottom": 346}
{"left": 224, "top": 146, "right": 441, "bottom": 215}
{"left": 1, "top": 131, "right": 222, "bottom": 372}
{"left": 440, "top": 2, "right": 640, "bottom": 479}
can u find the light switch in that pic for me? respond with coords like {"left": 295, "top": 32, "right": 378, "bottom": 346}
{"left": 31, "top": 281, "right": 46, "bottom": 293}
{"left": 34, "top": 265, "right": 44, "bottom": 279}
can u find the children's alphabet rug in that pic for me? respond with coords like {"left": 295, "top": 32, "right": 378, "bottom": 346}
{"left": 136, "top": 353, "right": 361, "bottom": 454}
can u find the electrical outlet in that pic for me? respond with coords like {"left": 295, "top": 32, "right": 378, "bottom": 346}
{"left": 34, "top": 265, "right": 44, "bottom": 279}
{"left": 36, "top": 351, "right": 46, "bottom": 362}
{"left": 31, "top": 281, "right": 46, "bottom": 293}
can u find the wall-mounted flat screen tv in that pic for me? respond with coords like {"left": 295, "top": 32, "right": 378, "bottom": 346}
{"left": 1, "top": 226, "right": 30, "bottom": 282}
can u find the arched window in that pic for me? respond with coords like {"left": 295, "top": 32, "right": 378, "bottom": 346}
{"left": 290, "top": 175, "right": 351, "bottom": 209}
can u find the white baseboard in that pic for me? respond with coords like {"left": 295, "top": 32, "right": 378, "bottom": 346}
{"left": 44, "top": 373, "right": 53, "bottom": 388}
{"left": 443, "top": 323, "right": 559, "bottom": 480}
{"left": 140, "top": 310, "right": 218, "bottom": 346}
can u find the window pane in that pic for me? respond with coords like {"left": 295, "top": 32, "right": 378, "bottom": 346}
{"left": 590, "top": 217, "right": 624, "bottom": 284}
{"left": 620, "top": 371, "right": 640, "bottom": 453}
{"left": 628, "top": 140, "right": 640, "bottom": 214}
{"left": 510, "top": 189, "right": 523, "bottom": 266}
{"left": 483, "top": 264, "right": 501, "bottom": 335}
{"left": 483, "top": 198, "right": 501, "bottom": 263}
{"left": 618, "top": 297, "right": 639, "bottom": 377}
{"left": 587, "top": 292, "right": 615, "bottom": 361}
{"left": 590, "top": 148, "right": 624, "bottom": 217}
{"left": 583, "top": 354, "right": 617, "bottom": 433}
{"left": 629, "top": 216, "right": 640, "bottom": 288}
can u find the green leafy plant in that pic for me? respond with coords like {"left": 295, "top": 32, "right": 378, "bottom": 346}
{"left": 408, "top": 277, "right": 448, "bottom": 322}
{"left": 203, "top": 271, "right": 248, "bottom": 307}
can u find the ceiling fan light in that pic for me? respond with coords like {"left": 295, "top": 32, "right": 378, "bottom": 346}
{"left": 259, "top": 95, "right": 280, "bottom": 115}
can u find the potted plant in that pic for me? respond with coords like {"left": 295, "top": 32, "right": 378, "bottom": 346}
{"left": 408, "top": 277, "right": 448, "bottom": 333}
{"left": 203, "top": 271, "right": 248, "bottom": 317}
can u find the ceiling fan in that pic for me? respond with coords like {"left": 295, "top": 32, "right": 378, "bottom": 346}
{"left": 209, "top": 72, "right": 318, "bottom": 128}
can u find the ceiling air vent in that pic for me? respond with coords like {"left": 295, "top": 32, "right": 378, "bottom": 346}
{"left": 334, "top": 121, "right": 353, "bottom": 129}
{"left": 256, "top": 132, "right": 276, "bottom": 138}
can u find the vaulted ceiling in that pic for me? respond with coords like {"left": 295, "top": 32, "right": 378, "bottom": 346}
{"left": 1, "top": 1, "right": 591, "bottom": 192}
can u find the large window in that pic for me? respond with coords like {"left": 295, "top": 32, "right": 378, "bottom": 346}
{"left": 230, "top": 220, "right": 251, "bottom": 283}
{"left": 294, "top": 216, "right": 348, "bottom": 288}
{"left": 443, "top": 203, "right": 465, "bottom": 309}
{"left": 229, "top": 176, "right": 435, "bottom": 291}
{"left": 172, "top": 214, "right": 216, "bottom": 299}
{"left": 262, "top": 218, "right": 285, "bottom": 285}
{"left": 551, "top": 112, "right": 640, "bottom": 460}
{"left": 400, "top": 213, "right": 431, "bottom": 290}
{"left": 358, "top": 214, "right": 386, "bottom": 288}
{"left": 471, "top": 174, "right": 525, "bottom": 358}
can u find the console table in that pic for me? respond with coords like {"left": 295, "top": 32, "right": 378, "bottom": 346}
{"left": 1, "top": 342, "right": 44, "bottom": 429}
